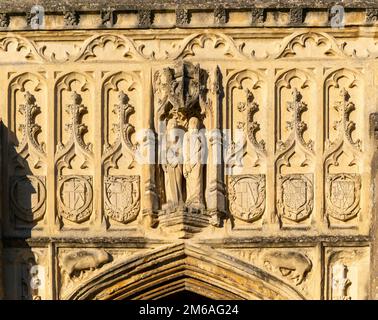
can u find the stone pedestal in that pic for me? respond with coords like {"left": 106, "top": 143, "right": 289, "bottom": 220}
{"left": 159, "top": 206, "right": 210, "bottom": 239}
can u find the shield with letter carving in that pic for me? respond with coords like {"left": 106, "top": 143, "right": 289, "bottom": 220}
{"left": 57, "top": 175, "right": 93, "bottom": 223}
{"left": 228, "top": 174, "right": 265, "bottom": 222}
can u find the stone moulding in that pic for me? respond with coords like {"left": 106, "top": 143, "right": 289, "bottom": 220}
{"left": 0, "top": 1, "right": 375, "bottom": 12}
{"left": 0, "top": 1, "right": 376, "bottom": 29}
{"left": 0, "top": 31, "right": 374, "bottom": 65}
{"left": 64, "top": 243, "right": 305, "bottom": 300}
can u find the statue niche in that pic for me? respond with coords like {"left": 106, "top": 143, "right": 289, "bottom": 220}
{"left": 154, "top": 61, "right": 209, "bottom": 238}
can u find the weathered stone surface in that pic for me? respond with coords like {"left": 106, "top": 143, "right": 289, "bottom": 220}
{"left": 0, "top": 0, "right": 377, "bottom": 301}
{"left": 0, "top": 1, "right": 376, "bottom": 12}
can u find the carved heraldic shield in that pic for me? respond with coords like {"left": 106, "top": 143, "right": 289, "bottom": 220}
{"left": 10, "top": 175, "right": 46, "bottom": 223}
{"left": 104, "top": 175, "right": 140, "bottom": 224}
{"left": 326, "top": 174, "right": 361, "bottom": 221}
{"left": 277, "top": 174, "right": 313, "bottom": 222}
{"left": 228, "top": 174, "right": 265, "bottom": 222}
{"left": 57, "top": 175, "right": 93, "bottom": 223}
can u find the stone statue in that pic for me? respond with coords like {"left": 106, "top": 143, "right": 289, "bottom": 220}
{"left": 162, "top": 118, "right": 184, "bottom": 210}
{"left": 184, "top": 117, "right": 205, "bottom": 209}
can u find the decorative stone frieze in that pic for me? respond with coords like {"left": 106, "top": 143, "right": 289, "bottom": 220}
{"left": 0, "top": 0, "right": 376, "bottom": 301}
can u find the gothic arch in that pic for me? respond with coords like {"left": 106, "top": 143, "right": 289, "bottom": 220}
{"left": 65, "top": 243, "right": 305, "bottom": 300}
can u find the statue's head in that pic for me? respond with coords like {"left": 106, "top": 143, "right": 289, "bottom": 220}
{"left": 167, "top": 118, "right": 178, "bottom": 131}
{"left": 166, "top": 118, "right": 179, "bottom": 141}
{"left": 188, "top": 117, "right": 200, "bottom": 131}
{"left": 159, "top": 68, "right": 173, "bottom": 86}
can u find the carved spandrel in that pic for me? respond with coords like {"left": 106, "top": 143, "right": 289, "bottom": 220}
{"left": 275, "top": 32, "right": 348, "bottom": 59}
{"left": 261, "top": 250, "right": 312, "bottom": 286}
{"left": 60, "top": 249, "right": 111, "bottom": 279}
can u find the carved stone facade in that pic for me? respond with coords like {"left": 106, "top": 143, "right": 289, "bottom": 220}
{"left": 0, "top": 0, "right": 377, "bottom": 300}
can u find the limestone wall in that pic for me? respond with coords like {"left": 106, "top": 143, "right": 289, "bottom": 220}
{"left": 0, "top": 1, "right": 376, "bottom": 300}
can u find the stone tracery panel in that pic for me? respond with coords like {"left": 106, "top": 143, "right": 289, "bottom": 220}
{"left": 323, "top": 68, "right": 364, "bottom": 228}
{"left": 102, "top": 71, "right": 142, "bottom": 227}
{"left": 225, "top": 69, "right": 267, "bottom": 228}
{"left": 226, "top": 69, "right": 266, "bottom": 170}
{"left": 55, "top": 72, "right": 94, "bottom": 228}
{"left": 275, "top": 69, "right": 316, "bottom": 228}
{"left": 7, "top": 72, "right": 48, "bottom": 229}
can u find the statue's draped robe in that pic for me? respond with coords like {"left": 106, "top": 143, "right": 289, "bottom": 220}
{"left": 184, "top": 130, "right": 204, "bottom": 208}
{"left": 163, "top": 138, "right": 183, "bottom": 207}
